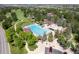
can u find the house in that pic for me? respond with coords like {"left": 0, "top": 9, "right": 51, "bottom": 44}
{"left": 47, "top": 13, "right": 54, "bottom": 20}
{"left": 44, "top": 13, "right": 54, "bottom": 25}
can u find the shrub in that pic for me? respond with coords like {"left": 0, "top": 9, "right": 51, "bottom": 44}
{"left": 58, "top": 35, "right": 70, "bottom": 49}
{"left": 28, "top": 44, "right": 38, "bottom": 51}
{"left": 48, "top": 32, "right": 53, "bottom": 42}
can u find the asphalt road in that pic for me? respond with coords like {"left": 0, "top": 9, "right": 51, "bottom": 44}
{"left": 0, "top": 26, "right": 10, "bottom": 54}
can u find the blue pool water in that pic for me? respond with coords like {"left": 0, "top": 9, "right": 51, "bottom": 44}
{"left": 28, "top": 24, "right": 50, "bottom": 36}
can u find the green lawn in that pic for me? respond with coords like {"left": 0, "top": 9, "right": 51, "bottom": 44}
{"left": 10, "top": 45, "right": 28, "bottom": 54}
{"left": 15, "top": 9, "right": 26, "bottom": 20}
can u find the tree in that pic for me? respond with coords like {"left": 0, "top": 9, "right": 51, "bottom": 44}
{"left": 42, "top": 32, "right": 47, "bottom": 41}
{"left": 2, "top": 17, "right": 13, "bottom": 29}
{"left": 19, "top": 31, "right": 28, "bottom": 41}
{"left": 74, "top": 34, "right": 79, "bottom": 42}
{"left": 13, "top": 32, "right": 26, "bottom": 49}
{"left": 11, "top": 12, "right": 18, "bottom": 21}
{"left": 48, "top": 32, "right": 53, "bottom": 42}
{"left": 27, "top": 32, "right": 37, "bottom": 46}
{"left": 0, "top": 14, "right": 6, "bottom": 22}
{"left": 26, "top": 32, "right": 38, "bottom": 51}
{"left": 55, "top": 30, "right": 59, "bottom": 38}
{"left": 57, "top": 34, "right": 69, "bottom": 49}
{"left": 6, "top": 27, "right": 15, "bottom": 43}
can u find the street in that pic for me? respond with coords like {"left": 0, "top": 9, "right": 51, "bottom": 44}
{"left": 0, "top": 26, "right": 10, "bottom": 54}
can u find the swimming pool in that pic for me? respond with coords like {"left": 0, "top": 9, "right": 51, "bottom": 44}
{"left": 27, "top": 24, "right": 51, "bottom": 37}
